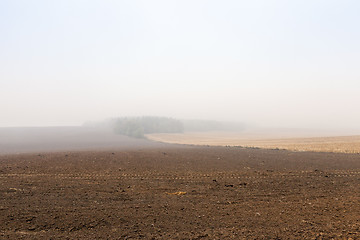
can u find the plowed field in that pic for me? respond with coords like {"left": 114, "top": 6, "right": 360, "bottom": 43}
{"left": 1, "top": 147, "right": 359, "bottom": 239}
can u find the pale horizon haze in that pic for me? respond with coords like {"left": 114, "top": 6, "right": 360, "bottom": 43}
{"left": 1, "top": 0, "right": 360, "bottom": 131}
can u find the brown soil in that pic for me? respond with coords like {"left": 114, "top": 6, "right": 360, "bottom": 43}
{"left": 1, "top": 146, "right": 359, "bottom": 239}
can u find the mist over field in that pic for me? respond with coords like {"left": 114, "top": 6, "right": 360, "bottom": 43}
{"left": 2, "top": 2, "right": 360, "bottom": 239}
{"left": 1, "top": 0, "right": 360, "bottom": 132}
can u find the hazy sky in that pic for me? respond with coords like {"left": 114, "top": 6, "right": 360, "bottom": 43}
{"left": 1, "top": 0, "right": 359, "bottom": 129}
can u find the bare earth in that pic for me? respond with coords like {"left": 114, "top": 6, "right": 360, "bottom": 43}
{"left": 1, "top": 128, "right": 360, "bottom": 239}
{"left": 147, "top": 131, "right": 360, "bottom": 154}
{"left": 1, "top": 147, "right": 360, "bottom": 239}
{"left": 0, "top": 127, "right": 166, "bottom": 155}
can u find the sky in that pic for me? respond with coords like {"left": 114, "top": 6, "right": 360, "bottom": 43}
{"left": 1, "top": 0, "right": 360, "bottom": 129}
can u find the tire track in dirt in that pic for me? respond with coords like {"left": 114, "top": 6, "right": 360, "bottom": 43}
{"left": 1, "top": 171, "right": 359, "bottom": 180}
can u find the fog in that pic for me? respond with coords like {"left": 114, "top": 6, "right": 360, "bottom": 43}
{"left": 0, "top": 126, "right": 169, "bottom": 154}
{"left": 1, "top": 1, "right": 360, "bottom": 132}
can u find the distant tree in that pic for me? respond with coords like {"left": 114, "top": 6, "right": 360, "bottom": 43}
{"left": 111, "top": 116, "right": 244, "bottom": 138}
{"left": 113, "top": 116, "right": 183, "bottom": 138}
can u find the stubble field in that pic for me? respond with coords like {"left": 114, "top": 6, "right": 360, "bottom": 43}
{"left": 147, "top": 132, "right": 360, "bottom": 154}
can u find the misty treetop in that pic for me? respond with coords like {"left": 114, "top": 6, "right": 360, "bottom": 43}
{"left": 87, "top": 116, "right": 245, "bottom": 138}
{"left": 113, "top": 117, "right": 184, "bottom": 138}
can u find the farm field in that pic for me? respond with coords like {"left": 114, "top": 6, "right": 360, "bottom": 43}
{"left": 0, "top": 127, "right": 167, "bottom": 155}
{"left": 147, "top": 131, "right": 360, "bottom": 154}
{"left": 1, "top": 146, "right": 360, "bottom": 239}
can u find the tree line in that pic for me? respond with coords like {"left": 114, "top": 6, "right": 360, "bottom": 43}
{"left": 84, "top": 116, "right": 245, "bottom": 138}
{"left": 113, "top": 116, "right": 184, "bottom": 138}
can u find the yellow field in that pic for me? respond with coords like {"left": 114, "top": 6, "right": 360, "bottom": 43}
{"left": 147, "top": 131, "right": 360, "bottom": 154}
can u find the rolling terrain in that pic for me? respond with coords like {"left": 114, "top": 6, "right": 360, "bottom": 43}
{"left": 0, "top": 127, "right": 359, "bottom": 239}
